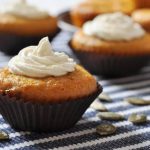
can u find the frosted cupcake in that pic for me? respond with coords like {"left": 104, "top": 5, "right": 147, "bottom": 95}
{"left": 70, "top": 12, "right": 150, "bottom": 77}
{"left": 0, "top": 37, "right": 102, "bottom": 131}
{"left": 0, "top": 0, "right": 58, "bottom": 55}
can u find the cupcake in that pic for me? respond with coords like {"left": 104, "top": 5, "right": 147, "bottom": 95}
{"left": 0, "top": 37, "right": 102, "bottom": 132}
{"left": 70, "top": 12, "right": 150, "bottom": 77}
{"left": 132, "top": 9, "right": 150, "bottom": 31}
{"left": 70, "top": 0, "right": 139, "bottom": 27}
{"left": 0, "top": 0, "right": 58, "bottom": 55}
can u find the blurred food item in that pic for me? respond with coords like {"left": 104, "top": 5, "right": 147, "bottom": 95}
{"left": 71, "top": 0, "right": 113, "bottom": 27}
{"left": 70, "top": 0, "right": 150, "bottom": 27}
{"left": 70, "top": 13, "right": 150, "bottom": 76}
{"left": 132, "top": 9, "right": 150, "bottom": 31}
{"left": 0, "top": 0, "right": 58, "bottom": 55}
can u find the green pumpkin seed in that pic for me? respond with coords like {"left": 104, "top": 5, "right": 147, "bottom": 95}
{"left": 0, "top": 131, "right": 9, "bottom": 140}
{"left": 125, "top": 97, "right": 150, "bottom": 106}
{"left": 91, "top": 101, "right": 108, "bottom": 112}
{"left": 98, "top": 93, "right": 112, "bottom": 102}
{"left": 128, "top": 113, "right": 147, "bottom": 124}
{"left": 97, "top": 112, "right": 124, "bottom": 121}
{"left": 96, "top": 123, "right": 117, "bottom": 136}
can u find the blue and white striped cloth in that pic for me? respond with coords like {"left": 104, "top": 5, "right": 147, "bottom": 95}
{"left": 0, "top": 31, "right": 150, "bottom": 150}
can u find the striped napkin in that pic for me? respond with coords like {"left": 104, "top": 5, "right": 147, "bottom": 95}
{"left": 0, "top": 31, "right": 149, "bottom": 150}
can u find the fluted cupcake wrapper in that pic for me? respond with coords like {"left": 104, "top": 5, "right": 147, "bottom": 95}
{"left": 0, "top": 84, "right": 102, "bottom": 132}
{"left": 0, "top": 29, "right": 59, "bottom": 55}
{"left": 69, "top": 42, "right": 150, "bottom": 77}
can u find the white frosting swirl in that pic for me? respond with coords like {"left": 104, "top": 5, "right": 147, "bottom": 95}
{"left": 8, "top": 37, "right": 76, "bottom": 78}
{"left": 83, "top": 12, "right": 145, "bottom": 41}
{"left": 1, "top": 0, "right": 49, "bottom": 19}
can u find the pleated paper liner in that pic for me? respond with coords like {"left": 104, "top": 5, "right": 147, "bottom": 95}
{"left": 0, "top": 83, "right": 102, "bottom": 132}
{"left": 69, "top": 41, "right": 150, "bottom": 77}
{"left": 0, "top": 29, "right": 60, "bottom": 56}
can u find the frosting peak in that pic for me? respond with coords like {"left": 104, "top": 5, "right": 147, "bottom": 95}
{"left": 1, "top": 0, "right": 49, "bottom": 19}
{"left": 83, "top": 12, "right": 145, "bottom": 41}
{"left": 8, "top": 37, "right": 76, "bottom": 78}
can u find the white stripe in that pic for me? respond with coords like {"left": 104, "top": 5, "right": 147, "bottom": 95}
{"left": 52, "top": 127, "right": 150, "bottom": 150}
{"left": 104, "top": 80, "right": 150, "bottom": 93}
{"left": 118, "top": 105, "right": 150, "bottom": 115}
{"left": 141, "top": 66, "right": 150, "bottom": 72}
{"left": 95, "top": 95, "right": 150, "bottom": 109}
{"left": 79, "top": 105, "right": 150, "bottom": 125}
{"left": 79, "top": 115, "right": 150, "bottom": 125}
{"left": 9, "top": 132, "right": 31, "bottom": 138}
{"left": 110, "top": 87, "right": 150, "bottom": 99}
{"left": 115, "top": 140, "right": 150, "bottom": 150}
{"left": 100, "top": 71, "right": 150, "bottom": 86}
{"left": 2, "top": 121, "right": 149, "bottom": 150}
{"left": 0, "top": 123, "right": 9, "bottom": 129}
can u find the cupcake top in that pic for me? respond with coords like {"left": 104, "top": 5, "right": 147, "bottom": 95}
{"left": 8, "top": 37, "right": 76, "bottom": 78}
{"left": 0, "top": 37, "right": 98, "bottom": 102}
{"left": 0, "top": 0, "right": 49, "bottom": 19}
{"left": 83, "top": 12, "right": 145, "bottom": 41}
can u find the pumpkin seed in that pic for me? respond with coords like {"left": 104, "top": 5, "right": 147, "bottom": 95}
{"left": 125, "top": 97, "right": 150, "bottom": 106}
{"left": 96, "top": 123, "right": 116, "bottom": 136}
{"left": 98, "top": 93, "right": 112, "bottom": 102}
{"left": 0, "top": 131, "right": 9, "bottom": 140}
{"left": 91, "top": 101, "right": 108, "bottom": 112}
{"left": 97, "top": 112, "right": 124, "bottom": 121}
{"left": 128, "top": 113, "right": 147, "bottom": 124}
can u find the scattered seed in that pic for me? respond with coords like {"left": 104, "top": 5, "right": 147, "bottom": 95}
{"left": 125, "top": 97, "right": 150, "bottom": 106}
{"left": 91, "top": 101, "right": 108, "bottom": 112}
{"left": 97, "top": 112, "right": 124, "bottom": 121}
{"left": 96, "top": 123, "right": 117, "bottom": 136}
{"left": 128, "top": 113, "right": 147, "bottom": 124}
{"left": 98, "top": 93, "right": 112, "bottom": 102}
{"left": 0, "top": 131, "right": 9, "bottom": 140}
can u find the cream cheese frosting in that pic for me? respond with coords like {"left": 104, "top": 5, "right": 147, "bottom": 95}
{"left": 8, "top": 37, "right": 76, "bottom": 78}
{"left": 83, "top": 12, "right": 145, "bottom": 41}
{"left": 0, "top": 0, "right": 49, "bottom": 19}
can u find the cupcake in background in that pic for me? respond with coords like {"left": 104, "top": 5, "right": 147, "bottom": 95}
{"left": 70, "top": 12, "right": 150, "bottom": 77}
{"left": 0, "top": 0, "right": 58, "bottom": 55}
{"left": 0, "top": 37, "right": 102, "bottom": 132}
{"left": 132, "top": 9, "right": 150, "bottom": 32}
{"left": 70, "top": 0, "right": 140, "bottom": 27}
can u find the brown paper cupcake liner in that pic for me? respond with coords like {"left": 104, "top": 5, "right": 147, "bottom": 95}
{"left": 0, "top": 29, "right": 60, "bottom": 55}
{"left": 0, "top": 84, "right": 102, "bottom": 132}
{"left": 69, "top": 42, "right": 150, "bottom": 77}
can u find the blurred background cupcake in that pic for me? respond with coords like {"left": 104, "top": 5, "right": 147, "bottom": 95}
{"left": 0, "top": 0, "right": 58, "bottom": 55}
{"left": 70, "top": 12, "right": 150, "bottom": 77}
{"left": 132, "top": 9, "right": 150, "bottom": 32}
{"left": 70, "top": 0, "right": 150, "bottom": 27}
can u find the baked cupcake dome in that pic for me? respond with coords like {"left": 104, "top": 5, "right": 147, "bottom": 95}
{"left": 0, "top": 37, "right": 102, "bottom": 131}
{"left": 0, "top": 14, "right": 57, "bottom": 37}
{"left": 70, "top": 13, "right": 150, "bottom": 77}
{"left": 132, "top": 9, "right": 150, "bottom": 31}
{"left": 0, "top": 1, "right": 58, "bottom": 55}
{"left": 0, "top": 65, "right": 97, "bottom": 103}
{"left": 71, "top": 30, "right": 150, "bottom": 56}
